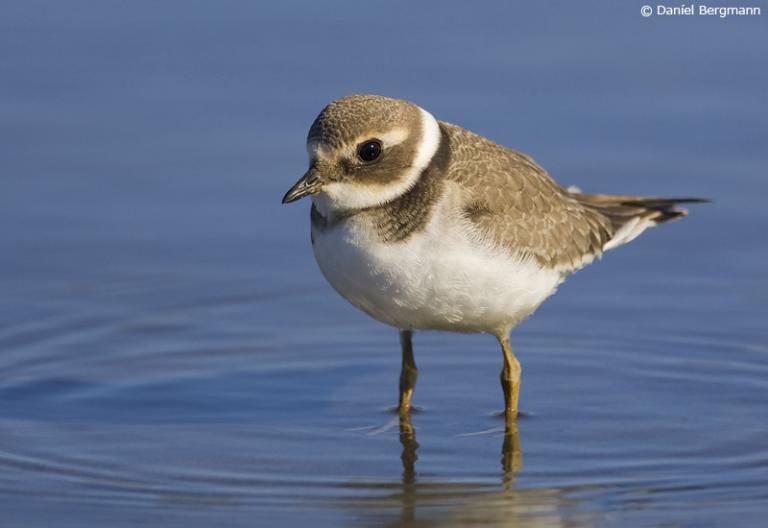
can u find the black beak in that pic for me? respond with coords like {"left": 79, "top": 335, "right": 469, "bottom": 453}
{"left": 282, "top": 169, "right": 322, "bottom": 204}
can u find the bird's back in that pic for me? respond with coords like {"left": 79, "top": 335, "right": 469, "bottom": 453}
{"left": 438, "top": 122, "right": 700, "bottom": 274}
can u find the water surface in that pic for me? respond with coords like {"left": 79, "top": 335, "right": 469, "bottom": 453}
{"left": 1, "top": 2, "right": 767, "bottom": 526}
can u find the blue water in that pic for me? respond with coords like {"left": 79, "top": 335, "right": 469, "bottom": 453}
{"left": 1, "top": 2, "right": 767, "bottom": 526}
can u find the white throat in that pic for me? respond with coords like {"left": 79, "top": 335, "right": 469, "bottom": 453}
{"left": 312, "top": 107, "right": 441, "bottom": 217}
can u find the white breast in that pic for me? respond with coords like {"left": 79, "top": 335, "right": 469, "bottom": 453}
{"left": 311, "top": 186, "right": 564, "bottom": 335}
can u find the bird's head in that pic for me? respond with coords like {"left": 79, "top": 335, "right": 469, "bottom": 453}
{"left": 282, "top": 95, "right": 441, "bottom": 214}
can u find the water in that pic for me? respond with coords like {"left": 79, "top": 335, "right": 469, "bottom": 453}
{"left": 1, "top": 2, "right": 767, "bottom": 526}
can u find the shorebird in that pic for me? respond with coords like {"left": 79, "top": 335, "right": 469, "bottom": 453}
{"left": 282, "top": 94, "right": 704, "bottom": 421}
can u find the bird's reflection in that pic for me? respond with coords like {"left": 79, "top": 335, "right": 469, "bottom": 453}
{"left": 397, "top": 414, "right": 419, "bottom": 523}
{"left": 396, "top": 413, "right": 524, "bottom": 522}
{"left": 342, "top": 416, "right": 590, "bottom": 527}
{"left": 501, "top": 420, "right": 523, "bottom": 489}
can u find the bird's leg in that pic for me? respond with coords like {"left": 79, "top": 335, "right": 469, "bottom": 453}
{"left": 498, "top": 335, "right": 521, "bottom": 421}
{"left": 398, "top": 330, "right": 418, "bottom": 415}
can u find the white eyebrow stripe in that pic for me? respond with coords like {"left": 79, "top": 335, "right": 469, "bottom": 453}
{"left": 371, "top": 127, "right": 409, "bottom": 149}
{"left": 307, "top": 127, "right": 408, "bottom": 161}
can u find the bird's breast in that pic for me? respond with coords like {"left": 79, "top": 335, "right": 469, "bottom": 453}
{"left": 310, "top": 192, "right": 563, "bottom": 334}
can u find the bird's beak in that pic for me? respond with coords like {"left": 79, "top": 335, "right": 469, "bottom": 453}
{"left": 282, "top": 168, "right": 323, "bottom": 204}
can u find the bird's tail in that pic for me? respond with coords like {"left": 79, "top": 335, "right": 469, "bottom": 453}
{"left": 570, "top": 192, "right": 708, "bottom": 251}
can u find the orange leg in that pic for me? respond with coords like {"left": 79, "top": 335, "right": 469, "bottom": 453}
{"left": 398, "top": 330, "right": 418, "bottom": 415}
{"left": 498, "top": 335, "right": 521, "bottom": 421}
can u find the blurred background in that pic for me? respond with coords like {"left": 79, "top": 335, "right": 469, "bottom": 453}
{"left": 1, "top": 2, "right": 766, "bottom": 527}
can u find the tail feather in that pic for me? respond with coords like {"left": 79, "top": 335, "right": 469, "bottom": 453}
{"left": 570, "top": 193, "right": 708, "bottom": 251}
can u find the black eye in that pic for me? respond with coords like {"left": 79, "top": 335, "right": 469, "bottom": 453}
{"left": 357, "top": 140, "right": 382, "bottom": 162}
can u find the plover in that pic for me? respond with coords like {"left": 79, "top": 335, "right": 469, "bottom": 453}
{"left": 282, "top": 95, "right": 704, "bottom": 421}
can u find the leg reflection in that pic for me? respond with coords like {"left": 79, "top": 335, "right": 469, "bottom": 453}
{"left": 399, "top": 413, "right": 419, "bottom": 522}
{"left": 501, "top": 420, "right": 523, "bottom": 489}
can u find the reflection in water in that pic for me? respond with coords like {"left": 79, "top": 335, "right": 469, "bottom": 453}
{"left": 398, "top": 415, "right": 419, "bottom": 524}
{"left": 362, "top": 416, "right": 584, "bottom": 528}
{"left": 501, "top": 421, "right": 523, "bottom": 490}
{"left": 398, "top": 414, "right": 523, "bottom": 494}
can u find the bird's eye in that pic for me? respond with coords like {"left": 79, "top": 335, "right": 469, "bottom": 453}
{"left": 357, "top": 140, "right": 382, "bottom": 162}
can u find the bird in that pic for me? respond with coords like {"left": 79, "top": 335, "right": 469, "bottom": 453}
{"left": 282, "top": 94, "right": 704, "bottom": 422}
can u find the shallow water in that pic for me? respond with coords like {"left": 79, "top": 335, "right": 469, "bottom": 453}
{"left": 2, "top": 2, "right": 767, "bottom": 527}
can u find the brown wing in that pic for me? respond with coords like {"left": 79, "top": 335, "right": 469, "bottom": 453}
{"left": 440, "top": 122, "right": 614, "bottom": 271}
